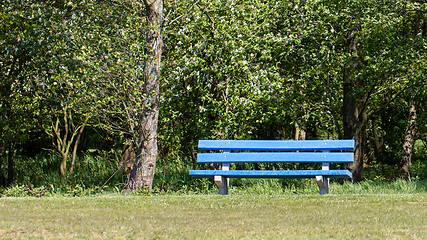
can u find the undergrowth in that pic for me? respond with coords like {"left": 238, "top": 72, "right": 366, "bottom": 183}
{"left": 1, "top": 153, "right": 426, "bottom": 197}
{"left": 1, "top": 178, "right": 426, "bottom": 197}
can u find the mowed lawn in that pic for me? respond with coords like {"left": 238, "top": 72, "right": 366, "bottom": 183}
{"left": 1, "top": 194, "right": 426, "bottom": 239}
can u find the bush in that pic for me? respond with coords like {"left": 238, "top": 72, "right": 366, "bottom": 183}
{"left": 411, "top": 159, "right": 427, "bottom": 181}
{"left": 1, "top": 185, "right": 49, "bottom": 197}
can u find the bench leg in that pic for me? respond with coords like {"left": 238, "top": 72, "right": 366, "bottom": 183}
{"left": 214, "top": 162, "right": 229, "bottom": 195}
{"left": 316, "top": 176, "right": 329, "bottom": 195}
{"left": 316, "top": 162, "right": 329, "bottom": 195}
{"left": 214, "top": 175, "right": 228, "bottom": 195}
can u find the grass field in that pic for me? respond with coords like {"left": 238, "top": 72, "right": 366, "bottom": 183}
{"left": 0, "top": 193, "right": 426, "bottom": 239}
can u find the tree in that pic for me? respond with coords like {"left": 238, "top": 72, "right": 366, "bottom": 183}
{"left": 27, "top": 1, "right": 94, "bottom": 178}
{"left": 315, "top": 0, "right": 426, "bottom": 182}
{"left": 1, "top": 0, "right": 112, "bottom": 178}
{"left": 400, "top": 99, "right": 417, "bottom": 179}
{"left": 122, "top": 0, "right": 163, "bottom": 192}
{"left": 0, "top": 0, "right": 52, "bottom": 184}
{"left": 1, "top": 0, "right": 424, "bottom": 189}
{"left": 399, "top": 0, "right": 426, "bottom": 179}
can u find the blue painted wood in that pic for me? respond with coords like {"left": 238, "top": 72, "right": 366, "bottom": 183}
{"left": 197, "top": 152, "right": 354, "bottom": 164}
{"left": 198, "top": 140, "right": 355, "bottom": 151}
{"left": 191, "top": 139, "right": 354, "bottom": 194}
{"left": 189, "top": 170, "right": 352, "bottom": 179}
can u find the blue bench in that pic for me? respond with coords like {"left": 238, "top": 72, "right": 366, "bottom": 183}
{"left": 189, "top": 140, "right": 354, "bottom": 195}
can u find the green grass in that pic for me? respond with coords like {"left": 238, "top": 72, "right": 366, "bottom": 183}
{"left": 1, "top": 193, "right": 426, "bottom": 239}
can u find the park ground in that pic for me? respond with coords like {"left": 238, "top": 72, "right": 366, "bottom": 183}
{"left": 0, "top": 192, "right": 426, "bottom": 239}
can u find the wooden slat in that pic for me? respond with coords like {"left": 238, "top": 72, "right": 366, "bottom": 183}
{"left": 197, "top": 152, "right": 354, "bottom": 164}
{"left": 198, "top": 140, "right": 354, "bottom": 151}
{"left": 189, "top": 170, "right": 352, "bottom": 179}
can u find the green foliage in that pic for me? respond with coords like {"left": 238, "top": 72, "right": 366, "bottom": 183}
{"left": 0, "top": 183, "right": 103, "bottom": 197}
{"left": 411, "top": 159, "right": 427, "bottom": 181}
{"left": 152, "top": 155, "right": 217, "bottom": 194}
{"left": 3, "top": 151, "right": 123, "bottom": 194}
{"left": 363, "top": 163, "right": 400, "bottom": 182}
{"left": 71, "top": 151, "right": 123, "bottom": 186}
{"left": 0, "top": 185, "right": 49, "bottom": 197}
{"left": 1, "top": 0, "right": 425, "bottom": 190}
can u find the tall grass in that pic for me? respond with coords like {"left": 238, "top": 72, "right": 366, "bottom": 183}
{"left": 5, "top": 178, "right": 424, "bottom": 197}
{"left": 2, "top": 152, "right": 426, "bottom": 197}
{"left": 2, "top": 151, "right": 124, "bottom": 196}
{"left": 227, "top": 178, "right": 427, "bottom": 195}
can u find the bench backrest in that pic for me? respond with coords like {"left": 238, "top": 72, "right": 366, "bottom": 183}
{"left": 198, "top": 140, "right": 354, "bottom": 164}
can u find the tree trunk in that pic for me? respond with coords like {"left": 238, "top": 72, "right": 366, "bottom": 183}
{"left": 69, "top": 118, "right": 89, "bottom": 178}
{"left": 120, "top": 143, "right": 136, "bottom": 175}
{"left": 60, "top": 153, "right": 68, "bottom": 177}
{"left": 372, "top": 119, "right": 384, "bottom": 164}
{"left": 294, "top": 121, "right": 306, "bottom": 140}
{"left": 47, "top": 107, "right": 87, "bottom": 177}
{"left": 399, "top": 0, "right": 422, "bottom": 180}
{"left": 399, "top": 101, "right": 417, "bottom": 180}
{"left": 0, "top": 141, "right": 5, "bottom": 187}
{"left": 342, "top": 78, "right": 366, "bottom": 183}
{"left": 7, "top": 143, "right": 15, "bottom": 186}
{"left": 342, "top": 28, "right": 366, "bottom": 183}
{"left": 123, "top": 0, "right": 163, "bottom": 192}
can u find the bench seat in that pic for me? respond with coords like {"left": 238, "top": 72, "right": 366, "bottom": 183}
{"left": 189, "top": 170, "right": 352, "bottom": 179}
